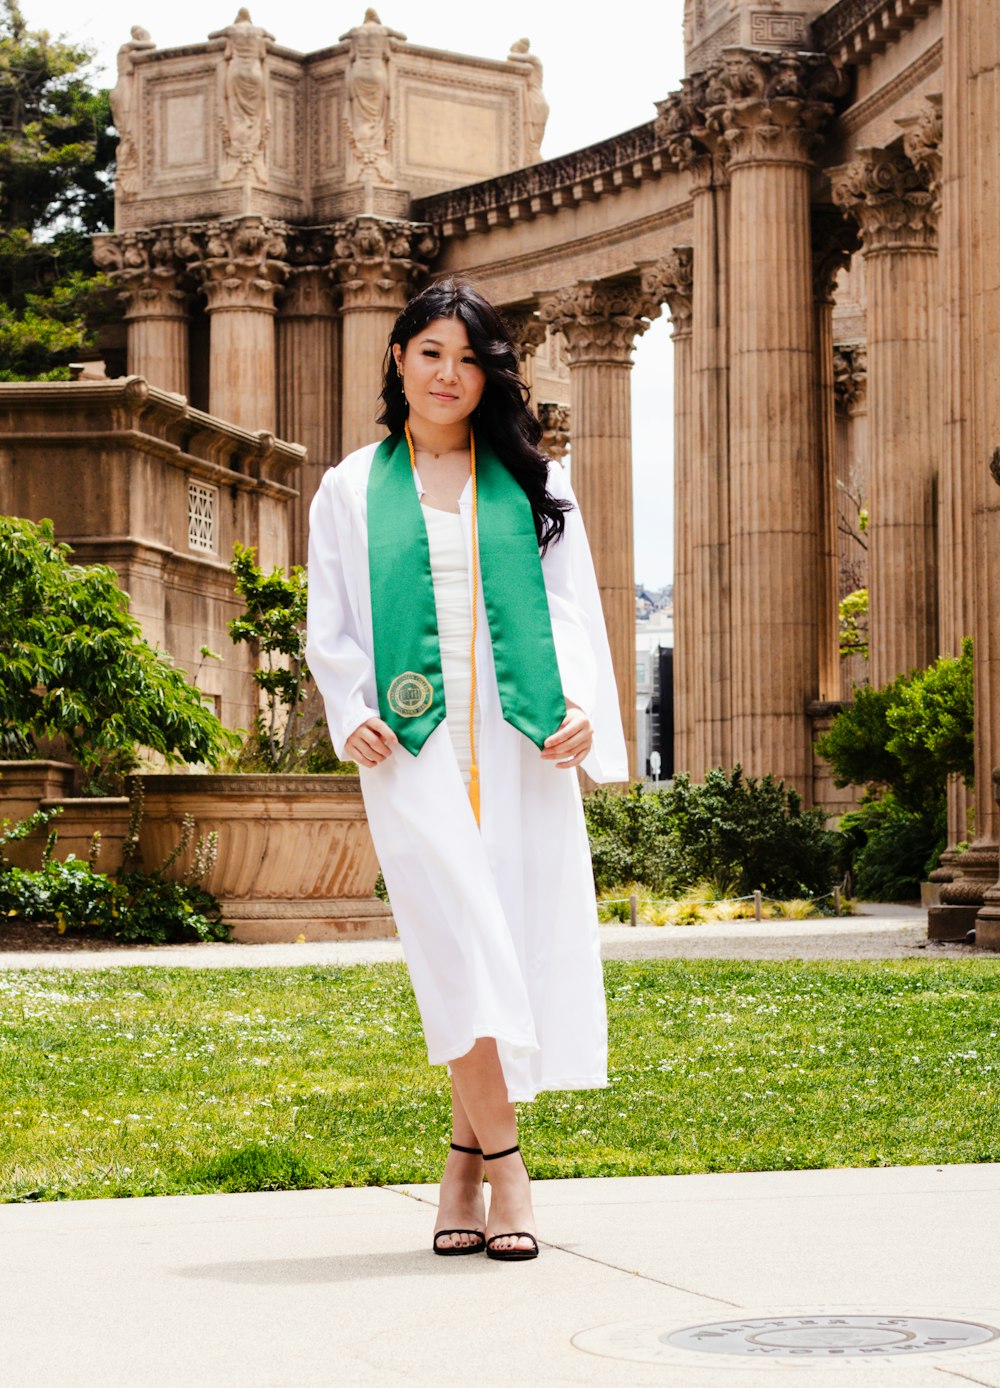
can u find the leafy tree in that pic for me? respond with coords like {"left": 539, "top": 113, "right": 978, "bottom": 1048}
{"left": 839, "top": 587, "right": 869, "bottom": 660}
{"left": 0, "top": 516, "right": 233, "bottom": 791}
{"left": 0, "top": 0, "right": 115, "bottom": 379}
{"left": 815, "top": 639, "right": 974, "bottom": 813}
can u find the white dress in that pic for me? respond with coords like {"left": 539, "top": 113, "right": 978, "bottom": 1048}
{"left": 421, "top": 502, "right": 480, "bottom": 784}
{"left": 305, "top": 444, "right": 627, "bottom": 1102}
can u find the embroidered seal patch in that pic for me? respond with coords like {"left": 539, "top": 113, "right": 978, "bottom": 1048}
{"left": 387, "top": 671, "right": 433, "bottom": 718}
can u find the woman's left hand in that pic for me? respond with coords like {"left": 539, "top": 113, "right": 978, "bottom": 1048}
{"left": 541, "top": 704, "right": 593, "bottom": 769}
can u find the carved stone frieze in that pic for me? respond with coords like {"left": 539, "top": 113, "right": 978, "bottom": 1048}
{"left": 898, "top": 93, "right": 943, "bottom": 209}
{"left": 331, "top": 216, "right": 438, "bottom": 311}
{"left": 833, "top": 343, "right": 867, "bottom": 413}
{"left": 831, "top": 146, "right": 938, "bottom": 255}
{"left": 537, "top": 401, "right": 570, "bottom": 460}
{"left": 640, "top": 248, "right": 693, "bottom": 338}
{"left": 536, "top": 278, "right": 664, "bottom": 365}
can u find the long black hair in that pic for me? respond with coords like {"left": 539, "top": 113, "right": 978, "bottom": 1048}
{"left": 377, "top": 276, "right": 571, "bottom": 552}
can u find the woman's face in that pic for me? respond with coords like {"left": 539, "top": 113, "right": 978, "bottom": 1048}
{"left": 393, "top": 316, "right": 487, "bottom": 433}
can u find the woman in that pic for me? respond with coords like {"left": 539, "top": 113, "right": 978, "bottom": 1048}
{"left": 306, "top": 277, "right": 626, "bottom": 1262}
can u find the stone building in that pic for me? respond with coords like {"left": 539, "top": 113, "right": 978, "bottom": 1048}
{"left": 15, "top": 2, "right": 1000, "bottom": 936}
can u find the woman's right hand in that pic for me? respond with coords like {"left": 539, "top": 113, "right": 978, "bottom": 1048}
{"left": 345, "top": 717, "right": 398, "bottom": 767}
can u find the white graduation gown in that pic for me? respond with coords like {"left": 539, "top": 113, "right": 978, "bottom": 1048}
{"left": 305, "top": 442, "right": 627, "bottom": 1102}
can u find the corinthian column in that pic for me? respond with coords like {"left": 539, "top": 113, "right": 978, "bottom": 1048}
{"left": 538, "top": 278, "right": 663, "bottom": 779}
{"left": 186, "top": 218, "right": 288, "bottom": 432}
{"left": 641, "top": 249, "right": 694, "bottom": 776}
{"left": 832, "top": 145, "right": 940, "bottom": 692}
{"left": 711, "top": 49, "right": 844, "bottom": 797}
{"left": 332, "top": 218, "right": 439, "bottom": 456}
{"left": 657, "top": 80, "right": 731, "bottom": 779}
{"left": 813, "top": 210, "right": 859, "bottom": 704}
{"left": 941, "top": 2, "right": 1000, "bottom": 948}
{"left": 502, "top": 305, "right": 548, "bottom": 407}
{"left": 278, "top": 239, "right": 338, "bottom": 566}
{"left": 93, "top": 229, "right": 191, "bottom": 396}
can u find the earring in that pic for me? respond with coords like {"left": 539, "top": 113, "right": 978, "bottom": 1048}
{"left": 396, "top": 364, "right": 403, "bottom": 380}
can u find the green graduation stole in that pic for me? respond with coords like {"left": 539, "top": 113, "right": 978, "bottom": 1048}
{"left": 366, "top": 427, "right": 567, "bottom": 776}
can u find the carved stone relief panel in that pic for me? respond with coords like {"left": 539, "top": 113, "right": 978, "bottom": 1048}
{"left": 268, "top": 71, "right": 304, "bottom": 189}
{"left": 145, "top": 72, "right": 217, "bottom": 186}
{"left": 310, "top": 73, "right": 346, "bottom": 189}
{"left": 393, "top": 58, "right": 524, "bottom": 194}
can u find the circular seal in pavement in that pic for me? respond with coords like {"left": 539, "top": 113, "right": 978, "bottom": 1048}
{"left": 572, "top": 1307, "right": 1000, "bottom": 1372}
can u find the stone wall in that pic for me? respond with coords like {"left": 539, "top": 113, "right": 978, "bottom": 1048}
{"left": 0, "top": 378, "right": 301, "bottom": 732}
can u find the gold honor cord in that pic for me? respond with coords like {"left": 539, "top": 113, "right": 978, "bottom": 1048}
{"left": 404, "top": 420, "right": 481, "bottom": 826}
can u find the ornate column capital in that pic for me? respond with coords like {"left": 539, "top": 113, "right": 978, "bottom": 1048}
{"left": 655, "top": 74, "right": 728, "bottom": 190}
{"left": 833, "top": 343, "right": 867, "bottom": 415}
{"left": 812, "top": 206, "right": 860, "bottom": 304}
{"left": 640, "top": 248, "right": 693, "bottom": 340}
{"left": 502, "top": 305, "right": 548, "bottom": 359}
{"left": 898, "top": 93, "right": 943, "bottom": 209}
{"left": 93, "top": 228, "right": 191, "bottom": 320}
{"left": 280, "top": 229, "right": 338, "bottom": 317}
{"left": 831, "top": 147, "right": 939, "bottom": 255}
{"left": 536, "top": 277, "right": 663, "bottom": 366}
{"left": 538, "top": 401, "right": 570, "bottom": 461}
{"left": 331, "top": 217, "right": 439, "bottom": 312}
{"left": 705, "top": 48, "right": 847, "bottom": 169}
{"left": 181, "top": 217, "right": 290, "bottom": 313}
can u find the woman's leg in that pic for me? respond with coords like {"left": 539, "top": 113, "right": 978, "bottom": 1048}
{"left": 432, "top": 1078, "right": 486, "bottom": 1250}
{"left": 448, "top": 1038, "right": 536, "bottom": 1254}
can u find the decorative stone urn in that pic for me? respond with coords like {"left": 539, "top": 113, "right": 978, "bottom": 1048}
{"left": 134, "top": 774, "right": 394, "bottom": 942}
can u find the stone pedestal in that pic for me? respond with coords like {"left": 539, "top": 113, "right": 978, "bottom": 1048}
{"left": 642, "top": 250, "right": 693, "bottom": 776}
{"left": 538, "top": 278, "right": 663, "bottom": 780}
{"left": 333, "top": 218, "right": 438, "bottom": 457}
{"left": 833, "top": 147, "right": 940, "bottom": 691}
{"left": 278, "top": 262, "right": 339, "bottom": 566}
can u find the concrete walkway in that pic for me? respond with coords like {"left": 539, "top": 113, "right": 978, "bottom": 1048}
{"left": 2, "top": 1163, "right": 1000, "bottom": 1386}
{"left": 0, "top": 902, "right": 950, "bottom": 969}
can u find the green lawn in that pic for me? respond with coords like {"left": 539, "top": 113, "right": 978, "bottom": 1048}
{"left": 1, "top": 959, "right": 998, "bottom": 1202}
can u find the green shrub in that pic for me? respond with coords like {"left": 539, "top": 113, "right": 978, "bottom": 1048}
{"left": 662, "top": 766, "right": 838, "bottom": 898}
{"left": 584, "top": 766, "right": 839, "bottom": 899}
{"left": 838, "top": 792, "right": 947, "bottom": 902}
{"left": 0, "top": 796, "right": 229, "bottom": 944}
{"left": 0, "top": 516, "right": 234, "bottom": 792}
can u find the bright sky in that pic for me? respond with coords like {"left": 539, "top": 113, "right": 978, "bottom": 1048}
{"left": 26, "top": 0, "right": 686, "bottom": 585}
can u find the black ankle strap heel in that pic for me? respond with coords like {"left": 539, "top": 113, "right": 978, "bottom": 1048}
{"left": 450, "top": 1141, "right": 483, "bottom": 1155}
{"left": 481, "top": 1144, "right": 539, "bottom": 1262}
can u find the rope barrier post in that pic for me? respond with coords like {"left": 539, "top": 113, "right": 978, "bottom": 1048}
{"left": 629, "top": 893, "right": 638, "bottom": 928}
{"left": 754, "top": 889, "right": 762, "bottom": 922}
{"left": 834, "top": 885, "right": 841, "bottom": 916}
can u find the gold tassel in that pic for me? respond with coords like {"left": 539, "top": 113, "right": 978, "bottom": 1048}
{"left": 468, "top": 762, "right": 481, "bottom": 825}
